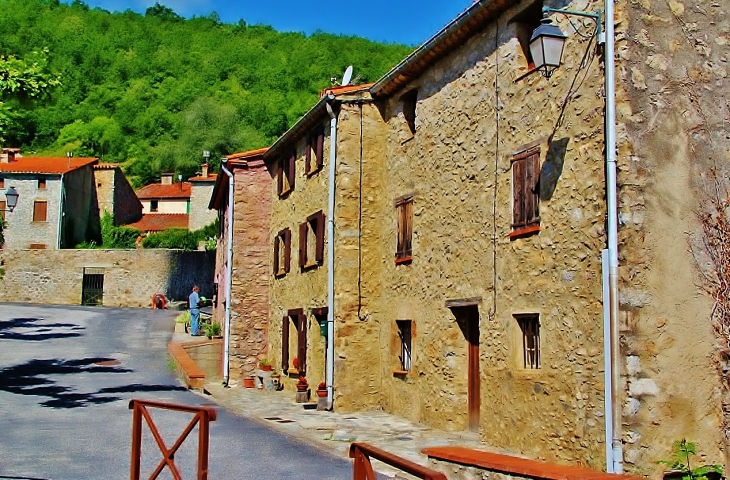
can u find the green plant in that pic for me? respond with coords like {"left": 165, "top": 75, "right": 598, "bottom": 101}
{"left": 143, "top": 228, "right": 198, "bottom": 250}
{"left": 175, "top": 311, "right": 190, "bottom": 326}
{"left": 259, "top": 358, "right": 271, "bottom": 367}
{"left": 99, "top": 212, "right": 139, "bottom": 249}
{"left": 658, "top": 439, "right": 723, "bottom": 480}
{"left": 203, "top": 322, "right": 221, "bottom": 338}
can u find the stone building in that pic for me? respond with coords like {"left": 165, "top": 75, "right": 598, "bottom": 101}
{"left": 188, "top": 164, "right": 217, "bottom": 232}
{"left": 216, "top": 0, "right": 729, "bottom": 475}
{"left": 93, "top": 163, "right": 142, "bottom": 226}
{"left": 209, "top": 148, "right": 271, "bottom": 384}
{"left": 0, "top": 154, "right": 99, "bottom": 249}
{"left": 136, "top": 173, "right": 191, "bottom": 216}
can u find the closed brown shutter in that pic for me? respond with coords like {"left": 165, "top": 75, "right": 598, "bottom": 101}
{"left": 273, "top": 234, "right": 280, "bottom": 275}
{"left": 299, "top": 222, "right": 307, "bottom": 267}
{"left": 305, "top": 136, "right": 312, "bottom": 173}
{"left": 281, "top": 315, "right": 289, "bottom": 371}
{"left": 511, "top": 147, "right": 540, "bottom": 230}
{"left": 315, "top": 211, "right": 325, "bottom": 264}
{"left": 297, "top": 314, "right": 307, "bottom": 374}
{"left": 395, "top": 196, "right": 413, "bottom": 260}
{"left": 33, "top": 201, "right": 47, "bottom": 222}
{"left": 287, "top": 150, "right": 296, "bottom": 191}
{"left": 277, "top": 160, "right": 284, "bottom": 196}
{"left": 0, "top": 201, "right": 5, "bottom": 221}
{"left": 512, "top": 158, "right": 525, "bottom": 229}
{"left": 284, "top": 228, "right": 291, "bottom": 273}
{"left": 315, "top": 128, "right": 325, "bottom": 169}
{"left": 526, "top": 151, "right": 540, "bottom": 226}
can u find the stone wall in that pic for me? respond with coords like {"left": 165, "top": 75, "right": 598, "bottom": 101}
{"left": 189, "top": 181, "right": 216, "bottom": 231}
{"left": 0, "top": 249, "right": 215, "bottom": 306}
{"left": 2, "top": 174, "right": 62, "bottom": 249}
{"left": 62, "top": 166, "right": 98, "bottom": 247}
{"left": 94, "top": 166, "right": 142, "bottom": 226}
{"left": 184, "top": 340, "right": 223, "bottom": 381}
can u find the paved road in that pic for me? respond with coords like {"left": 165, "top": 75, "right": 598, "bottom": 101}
{"left": 0, "top": 303, "right": 353, "bottom": 480}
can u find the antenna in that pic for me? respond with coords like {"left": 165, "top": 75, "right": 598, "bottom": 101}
{"left": 342, "top": 65, "right": 353, "bottom": 86}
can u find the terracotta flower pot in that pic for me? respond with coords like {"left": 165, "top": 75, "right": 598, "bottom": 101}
{"left": 296, "top": 385, "right": 308, "bottom": 392}
{"left": 316, "top": 389, "right": 327, "bottom": 398}
{"left": 260, "top": 365, "right": 273, "bottom": 372}
{"left": 243, "top": 377, "right": 255, "bottom": 388}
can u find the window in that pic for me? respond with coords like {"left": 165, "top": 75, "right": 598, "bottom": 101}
{"left": 306, "top": 126, "right": 325, "bottom": 175}
{"left": 277, "top": 151, "right": 296, "bottom": 197}
{"left": 396, "top": 320, "right": 413, "bottom": 372}
{"left": 29, "top": 243, "right": 47, "bottom": 249}
{"left": 0, "top": 178, "right": 4, "bottom": 188}
{"left": 299, "top": 210, "right": 325, "bottom": 269}
{"left": 281, "top": 309, "right": 307, "bottom": 374}
{"left": 511, "top": 146, "right": 540, "bottom": 235}
{"left": 401, "top": 89, "right": 418, "bottom": 134}
{"left": 512, "top": 1, "right": 544, "bottom": 70}
{"left": 33, "top": 201, "right": 48, "bottom": 222}
{"left": 273, "top": 228, "right": 291, "bottom": 277}
{"left": 515, "top": 314, "right": 540, "bottom": 369}
{"left": 38, "top": 178, "right": 46, "bottom": 189}
{"left": 150, "top": 200, "right": 159, "bottom": 212}
{"left": 395, "top": 195, "right": 413, "bottom": 264}
{"left": 0, "top": 201, "right": 5, "bottom": 221}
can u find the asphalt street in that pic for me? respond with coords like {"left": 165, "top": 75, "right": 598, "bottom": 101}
{"left": 0, "top": 303, "right": 353, "bottom": 480}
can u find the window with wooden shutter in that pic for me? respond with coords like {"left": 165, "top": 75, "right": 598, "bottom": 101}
{"left": 277, "top": 152, "right": 296, "bottom": 197}
{"left": 511, "top": 146, "right": 540, "bottom": 236}
{"left": 297, "top": 312, "right": 307, "bottom": 374}
{"left": 0, "top": 201, "right": 5, "bottom": 221}
{"left": 515, "top": 314, "right": 540, "bottom": 369}
{"left": 299, "top": 211, "right": 325, "bottom": 269}
{"left": 305, "top": 126, "right": 325, "bottom": 176}
{"left": 281, "top": 315, "right": 289, "bottom": 371}
{"left": 38, "top": 178, "right": 46, "bottom": 189}
{"left": 274, "top": 228, "right": 291, "bottom": 277}
{"left": 0, "top": 178, "right": 4, "bottom": 188}
{"left": 283, "top": 308, "right": 305, "bottom": 374}
{"left": 396, "top": 320, "right": 413, "bottom": 372}
{"left": 395, "top": 195, "right": 413, "bottom": 264}
{"left": 33, "top": 201, "right": 48, "bottom": 222}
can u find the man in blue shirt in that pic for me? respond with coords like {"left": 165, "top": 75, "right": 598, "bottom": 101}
{"left": 189, "top": 285, "right": 201, "bottom": 336}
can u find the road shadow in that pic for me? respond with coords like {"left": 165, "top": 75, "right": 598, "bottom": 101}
{"left": 0, "top": 358, "right": 185, "bottom": 409}
{"left": 0, "top": 317, "right": 85, "bottom": 341}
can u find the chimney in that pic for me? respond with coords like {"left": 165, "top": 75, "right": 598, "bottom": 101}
{"left": 1, "top": 150, "right": 16, "bottom": 163}
{"left": 202, "top": 164, "right": 209, "bottom": 178}
{"left": 161, "top": 173, "right": 173, "bottom": 185}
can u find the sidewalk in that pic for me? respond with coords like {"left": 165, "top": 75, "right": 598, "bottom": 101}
{"left": 202, "top": 380, "right": 494, "bottom": 478}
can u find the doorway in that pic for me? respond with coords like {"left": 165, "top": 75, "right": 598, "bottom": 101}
{"left": 81, "top": 267, "right": 104, "bottom": 306}
{"left": 453, "top": 305, "right": 480, "bottom": 432}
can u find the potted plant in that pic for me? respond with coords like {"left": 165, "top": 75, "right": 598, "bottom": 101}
{"left": 203, "top": 322, "right": 222, "bottom": 339}
{"left": 259, "top": 358, "right": 273, "bottom": 372}
{"left": 296, "top": 376, "right": 309, "bottom": 392}
{"left": 316, "top": 382, "right": 327, "bottom": 398}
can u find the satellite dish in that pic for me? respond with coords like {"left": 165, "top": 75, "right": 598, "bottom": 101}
{"left": 342, "top": 65, "right": 353, "bottom": 86}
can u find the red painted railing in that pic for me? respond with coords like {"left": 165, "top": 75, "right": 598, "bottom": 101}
{"left": 129, "top": 399, "right": 217, "bottom": 480}
{"left": 349, "top": 442, "right": 448, "bottom": 480}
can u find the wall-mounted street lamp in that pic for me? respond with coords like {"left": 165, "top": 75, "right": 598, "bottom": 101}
{"left": 2, "top": 186, "right": 19, "bottom": 212}
{"left": 529, "top": 7, "right": 602, "bottom": 79}
{"left": 530, "top": 5, "right": 622, "bottom": 474}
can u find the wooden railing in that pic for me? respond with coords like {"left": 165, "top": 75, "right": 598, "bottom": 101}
{"left": 129, "top": 399, "right": 217, "bottom": 480}
{"left": 349, "top": 442, "right": 448, "bottom": 480}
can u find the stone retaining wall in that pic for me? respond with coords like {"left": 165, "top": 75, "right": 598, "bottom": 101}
{"left": 0, "top": 249, "right": 215, "bottom": 307}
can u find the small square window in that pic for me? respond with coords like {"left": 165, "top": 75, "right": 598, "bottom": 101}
{"left": 38, "top": 178, "right": 47, "bottom": 189}
{"left": 277, "top": 151, "right": 296, "bottom": 197}
{"left": 150, "top": 200, "right": 159, "bottom": 212}
{"left": 512, "top": 1, "right": 544, "bottom": 71}
{"left": 273, "top": 228, "right": 291, "bottom": 277}
{"left": 515, "top": 314, "right": 540, "bottom": 369}
{"left": 299, "top": 211, "right": 325, "bottom": 269}
{"left": 0, "top": 178, "right": 5, "bottom": 188}
{"left": 395, "top": 195, "right": 413, "bottom": 264}
{"left": 401, "top": 89, "right": 418, "bottom": 135}
{"left": 511, "top": 146, "right": 540, "bottom": 235}
{"left": 33, "top": 201, "right": 48, "bottom": 222}
{"left": 29, "top": 243, "right": 47, "bottom": 249}
{"left": 396, "top": 320, "right": 412, "bottom": 372}
{"left": 0, "top": 201, "right": 5, "bottom": 221}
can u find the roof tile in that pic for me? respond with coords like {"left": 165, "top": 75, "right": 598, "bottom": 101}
{"left": 0, "top": 157, "right": 98, "bottom": 175}
{"left": 125, "top": 214, "right": 189, "bottom": 232}
{"left": 136, "top": 182, "right": 191, "bottom": 199}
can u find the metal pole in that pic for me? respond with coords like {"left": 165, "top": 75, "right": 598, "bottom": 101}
{"left": 220, "top": 160, "right": 234, "bottom": 386}
{"left": 325, "top": 98, "right": 337, "bottom": 409}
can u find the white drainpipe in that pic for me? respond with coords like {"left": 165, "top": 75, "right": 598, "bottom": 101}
{"left": 220, "top": 160, "right": 235, "bottom": 386}
{"left": 325, "top": 100, "right": 337, "bottom": 409}
{"left": 57, "top": 174, "right": 65, "bottom": 249}
{"left": 604, "top": 0, "right": 623, "bottom": 472}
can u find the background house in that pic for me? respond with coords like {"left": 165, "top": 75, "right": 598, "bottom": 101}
{"left": 93, "top": 163, "right": 142, "bottom": 225}
{"left": 0, "top": 153, "right": 99, "bottom": 249}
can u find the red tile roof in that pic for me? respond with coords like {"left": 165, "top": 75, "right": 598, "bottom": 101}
{"left": 189, "top": 174, "right": 217, "bottom": 182}
{"left": 136, "top": 182, "right": 191, "bottom": 199}
{"left": 0, "top": 157, "right": 98, "bottom": 174}
{"left": 227, "top": 147, "right": 269, "bottom": 160}
{"left": 319, "top": 83, "right": 374, "bottom": 98}
{"left": 125, "top": 214, "right": 189, "bottom": 232}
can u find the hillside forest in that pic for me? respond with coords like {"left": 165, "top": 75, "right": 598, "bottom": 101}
{"left": 0, "top": 0, "right": 412, "bottom": 187}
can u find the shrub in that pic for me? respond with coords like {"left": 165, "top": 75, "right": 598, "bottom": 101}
{"left": 142, "top": 228, "right": 198, "bottom": 250}
{"left": 100, "top": 212, "right": 139, "bottom": 249}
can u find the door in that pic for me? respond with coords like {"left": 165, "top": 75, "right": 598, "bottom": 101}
{"left": 81, "top": 267, "right": 104, "bottom": 306}
{"left": 453, "top": 305, "right": 480, "bottom": 432}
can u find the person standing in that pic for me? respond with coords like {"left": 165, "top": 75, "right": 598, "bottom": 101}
{"left": 189, "top": 285, "right": 201, "bottom": 336}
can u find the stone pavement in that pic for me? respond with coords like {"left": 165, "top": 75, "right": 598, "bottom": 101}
{"left": 202, "top": 380, "right": 494, "bottom": 478}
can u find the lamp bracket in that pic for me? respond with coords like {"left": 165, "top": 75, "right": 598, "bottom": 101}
{"left": 542, "top": 7, "right": 603, "bottom": 43}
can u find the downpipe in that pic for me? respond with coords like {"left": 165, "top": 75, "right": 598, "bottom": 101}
{"left": 326, "top": 99, "right": 337, "bottom": 409}
{"left": 220, "top": 159, "right": 235, "bottom": 386}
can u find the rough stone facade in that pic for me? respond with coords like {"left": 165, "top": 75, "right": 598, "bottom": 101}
{"left": 93, "top": 164, "right": 142, "bottom": 226}
{"left": 211, "top": 152, "right": 272, "bottom": 385}
{"left": 0, "top": 249, "right": 215, "bottom": 306}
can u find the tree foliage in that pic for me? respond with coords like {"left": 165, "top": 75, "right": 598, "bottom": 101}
{"left": 0, "top": 0, "right": 411, "bottom": 187}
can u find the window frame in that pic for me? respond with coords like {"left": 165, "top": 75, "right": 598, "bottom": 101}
{"left": 395, "top": 195, "right": 414, "bottom": 264}
{"left": 515, "top": 313, "right": 540, "bottom": 369}
{"left": 38, "top": 178, "right": 47, "bottom": 189}
{"left": 150, "top": 199, "right": 159, "bottom": 213}
{"left": 305, "top": 126, "right": 325, "bottom": 176}
{"left": 401, "top": 89, "right": 418, "bottom": 135}
{"left": 0, "top": 178, "right": 4, "bottom": 188}
{"left": 510, "top": 146, "right": 541, "bottom": 237}
{"left": 396, "top": 319, "right": 413, "bottom": 373}
{"left": 273, "top": 228, "right": 292, "bottom": 277}
{"left": 281, "top": 309, "right": 307, "bottom": 375}
{"left": 277, "top": 150, "right": 296, "bottom": 197}
{"left": 299, "top": 210, "right": 325, "bottom": 269}
{"left": 32, "top": 200, "right": 48, "bottom": 222}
